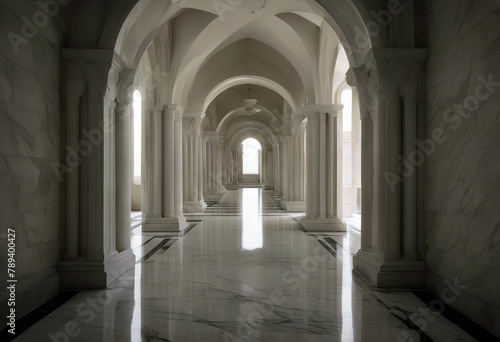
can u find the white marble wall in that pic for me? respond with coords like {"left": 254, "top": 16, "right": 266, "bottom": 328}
{"left": 425, "top": 0, "right": 500, "bottom": 337}
{"left": 0, "top": 1, "right": 64, "bottom": 326}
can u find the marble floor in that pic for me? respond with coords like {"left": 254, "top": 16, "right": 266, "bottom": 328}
{"left": 13, "top": 190, "right": 484, "bottom": 341}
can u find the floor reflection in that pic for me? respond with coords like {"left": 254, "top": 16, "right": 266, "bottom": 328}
{"left": 12, "top": 190, "right": 481, "bottom": 342}
{"left": 341, "top": 234, "right": 354, "bottom": 341}
{"left": 241, "top": 188, "right": 263, "bottom": 251}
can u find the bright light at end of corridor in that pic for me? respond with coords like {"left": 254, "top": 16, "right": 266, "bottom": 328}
{"left": 241, "top": 188, "right": 263, "bottom": 251}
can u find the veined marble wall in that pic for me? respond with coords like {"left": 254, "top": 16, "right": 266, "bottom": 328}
{"left": 0, "top": 1, "right": 64, "bottom": 326}
{"left": 425, "top": 0, "right": 500, "bottom": 336}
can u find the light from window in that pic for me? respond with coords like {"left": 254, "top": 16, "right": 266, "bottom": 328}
{"left": 133, "top": 90, "right": 142, "bottom": 185}
{"left": 242, "top": 138, "right": 261, "bottom": 175}
{"left": 341, "top": 89, "right": 352, "bottom": 132}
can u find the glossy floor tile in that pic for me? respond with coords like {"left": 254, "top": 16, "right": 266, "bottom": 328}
{"left": 14, "top": 190, "right": 479, "bottom": 341}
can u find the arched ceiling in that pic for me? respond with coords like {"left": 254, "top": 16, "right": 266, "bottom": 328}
{"left": 104, "top": 0, "right": 382, "bottom": 146}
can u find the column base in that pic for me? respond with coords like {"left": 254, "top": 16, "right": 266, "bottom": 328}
{"left": 353, "top": 250, "right": 427, "bottom": 289}
{"left": 281, "top": 201, "right": 306, "bottom": 212}
{"left": 183, "top": 200, "right": 207, "bottom": 213}
{"left": 224, "top": 183, "right": 240, "bottom": 190}
{"left": 298, "top": 217, "right": 346, "bottom": 232}
{"left": 142, "top": 216, "right": 188, "bottom": 232}
{"left": 203, "top": 188, "right": 227, "bottom": 202}
{"left": 57, "top": 249, "right": 136, "bottom": 289}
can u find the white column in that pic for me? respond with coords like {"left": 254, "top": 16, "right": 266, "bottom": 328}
{"left": 347, "top": 53, "right": 428, "bottom": 289}
{"left": 145, "top": 106, "right": 163, "bottom": 219}
{"left": 273, "top": 143, "right": 280, "bottom": 196}
{"left": 281, "top": 119, "right": 306, "bottom": 212}
{"left": 266, "top": 149, "right": 274, "bottom": 188}
{"left": 57, "top": 60, "right": 135, "bottom": 289}
{"left": 385, "top": 96, "right": 402, "bottom": 262}
{"left": 183, "top": 113, "right": 207, "bottom": 212}
{"left": 115, "top": 102, "right": 132, "bottom": 251}
{"left": 258, "top": 149, "right": 263, "bottom": 183}
{"left": 300, "top": 105, "right": 346, "bottom": 232}
{"left": 198, "top": 133, "right": 205, "bottom": 203}
{"left": 203, "top": 133, "right": 226, "bottom": 201}
{"left": 173, "top": 105, "right": 184, "bottom": 218}
{"left": 143, "top": 105, "right": 187, "bottom": 231}
{"left": 238, "top": 144, "right": 244, "bottom": 183}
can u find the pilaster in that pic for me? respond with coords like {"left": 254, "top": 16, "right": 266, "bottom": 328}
{"left": 57, "top": 50, "right": 135, "bottom": 289}
{"left": 348, "top": 47, "right": 428, "bottom": 288}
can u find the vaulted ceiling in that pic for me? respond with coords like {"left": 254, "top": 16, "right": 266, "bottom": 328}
{"left": 119, "top": 0, "right": 357, "bottom": 143}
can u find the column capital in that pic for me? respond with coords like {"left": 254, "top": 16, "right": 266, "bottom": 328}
{"left": 183, "top": 113, "right": 205, "bottom": 138}
{"left": 346, "top": 67, "right": 369, "bottom": 89}
{"left": 116, "top": 68, "right": 137, "bottom": 108}
{"left": 304, "top": 104, "right": 343, "bottom": 117}
{"left": 164, "top": 104, "right": 184, "bottom": 119}
{"left": 279, "top": 136, "right": 291, "bottom": 143}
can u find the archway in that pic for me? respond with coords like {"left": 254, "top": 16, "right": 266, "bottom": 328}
{"left": 59, "top": 0, "right": 426, "bottom": 293}
{"left": 242, "top": 138, "right": 263, "bottom": 184}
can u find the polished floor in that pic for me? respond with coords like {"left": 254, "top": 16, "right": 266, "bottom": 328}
{"left": 14, "top": 189, "right": 481, "bottom": 341}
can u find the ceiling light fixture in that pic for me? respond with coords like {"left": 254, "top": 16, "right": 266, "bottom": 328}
{"left": 243, "top": 85, "right": 261, "bottom": 116}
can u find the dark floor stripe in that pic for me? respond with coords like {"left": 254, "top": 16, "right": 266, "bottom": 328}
{"left": 139, "top": 236, "right": 156, "bottom": 247}
{"left": 0, "top": 291, "right": 79, "bottom": 342}
{"left": 317, "top": 240, "right": 337, "bottom": 258}
{"left": 323, "top": 237, "right": 338, "bottom": 252}
{"left": 136, "top": 238, "right": 171, "bottom": 263}
{"left": 374, "top": 299, "right": 434, "bottom": 342}
{"left": 179, "top": 224, "right": 197, "bottom": 237}
{"left": 413, "top": 291, "right": 500, "bottom": 342}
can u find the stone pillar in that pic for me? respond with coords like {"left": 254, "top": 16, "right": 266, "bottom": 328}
{"left": 402, "top": 100, "right": 418, "bottom": 261}
{"left": 64, "top": 78, "right": 83, "bottom": 260}
{"left": 225, "top": 148, "right": 238, "bottom": 189}
{"left": 197, "top": 127, "right": 205, "bottom": 204}
{"left": 144, "top": 106, "right": 162, "bottom": 220}
{"left": 272, "top": 143, "right": 280, "bottom": 196}
{"left": 347, "top": 48, "right": 428, "bottom": 289}
{"left": 266, "top": 149, "right": 274, "bottom": 189}
{"left": 258, "top": 149, "right": 263, "bottom": 183}
{"left": 300, "top": 105, "right": 346, "bottom": 232}
{"left": 352, "top": 87, "right": 362, "bottom": 211}
{"left": 282, "top": 116, "right": 306, "bottom": 212}
{"left": 143, "top": 105, "right": 187, "bottom": 231}
{"left": 203, "top": 132, "right": 227, "bottom": 201}
{"left": 237, "top": 144, "right": 244, "bottom": 183}
{"left": 183, "top": 112, "right": 207, "bottom": 212}
{"left": 280, "top": 136, "right": 290, "bottom": 201}
{"left": 57, "top": 53, "right": 135, "bottom": 289}
{"left": 115, "top": 100, "right": 132, "bottom": 251}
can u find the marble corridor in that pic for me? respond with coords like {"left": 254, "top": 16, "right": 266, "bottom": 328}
{"left": 10, "top": 189, "right": 486, "bottom": 342}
